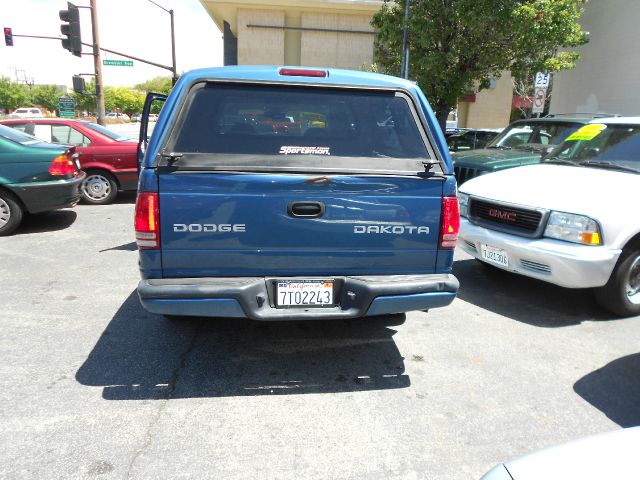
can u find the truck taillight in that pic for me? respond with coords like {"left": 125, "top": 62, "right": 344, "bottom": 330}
{"left": 135, "top": 192, "right": 160, "bottom": 249}
{"left": 49, "top": 153, "right": 77, "bottom": 175}
{"left": 439, "top": 196, "right": 460, "bottom": 249}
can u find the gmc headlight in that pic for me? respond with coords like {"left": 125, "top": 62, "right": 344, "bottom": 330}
{"left": 544, "top": 211, "right": 602, "bottom": 245}
{"left": 458, "top": 192, "right": 469, "bottom": 218}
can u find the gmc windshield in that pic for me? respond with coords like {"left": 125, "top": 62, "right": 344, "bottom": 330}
{"left": 546, "top": 124, "right": 640, "bottom": 173}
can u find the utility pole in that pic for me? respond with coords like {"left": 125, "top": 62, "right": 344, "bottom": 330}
{"left": 148, "top": 1, "right": 178, "bottom": 85}
{"left": 400, "top": 0, "right": 410, "bottom": 79}
{"left": 89, "top": 0, "right": 105, "bottom": 125}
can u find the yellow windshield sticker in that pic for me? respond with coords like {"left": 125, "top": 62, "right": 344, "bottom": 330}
{"left": 566, "top": 123, "right": 607, "bottom": 141}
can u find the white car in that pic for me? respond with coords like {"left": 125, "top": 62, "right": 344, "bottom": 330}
{"left": 106, "top": 112, "right": 129, "bottom": 120}
{"left": 10, "top": 107, "right": 43, "bottom": 118}
{"left": 458, "top": 117, "right": 640, "bottom": 316}
{"left": 481, "top": 427, "right": 640, "bottom": 480}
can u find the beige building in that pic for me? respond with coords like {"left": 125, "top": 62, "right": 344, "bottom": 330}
{"left": 199, "top": 0, "right": 383, "bottom": 69}
{"left": 457, "top": 73, "right": 514, "bottom": 129}
{"left": 198, "top": 0, "right": 513, "bottom": 128}
{"left": 550, "top": 0, "right": 640, "bottom": 116}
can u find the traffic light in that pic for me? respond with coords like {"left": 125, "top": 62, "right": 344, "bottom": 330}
{"left": 72, "top": 75, "right": 86, "bottom": 94}
{"left": 3, "top": 27, "right": 12, "bottom": 47}
{"left": 59, "top": 2, "right": 81, "bottom": 57}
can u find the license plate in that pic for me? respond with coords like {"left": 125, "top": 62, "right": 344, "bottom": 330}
{"left": 480, "top": 244, "right": 509, "bottom": 267}
{"left": 276, "top": 280, "right": 334, "bottom": 307}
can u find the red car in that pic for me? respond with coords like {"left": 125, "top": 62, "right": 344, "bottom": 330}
{"left": 0, "top": 119, "right": 138, "bottom": 204}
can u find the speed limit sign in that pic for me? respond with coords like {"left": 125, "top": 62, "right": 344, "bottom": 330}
{"left": 535, "top": 72, "right": 550, "bottom": 88}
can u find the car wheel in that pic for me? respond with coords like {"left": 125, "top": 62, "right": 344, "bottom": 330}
{"left": 595, "top": 248, "right": 640, "bottom": 317}
{"left": 0, "top": 191, "right": 24, "bottom": 236}
{"left": 81, "top": 171, "right": 118, "bottom": 205}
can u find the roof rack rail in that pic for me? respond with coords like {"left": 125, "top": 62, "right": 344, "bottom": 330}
{"left": 544, "top": 112, "right": 621, "bottom": 118}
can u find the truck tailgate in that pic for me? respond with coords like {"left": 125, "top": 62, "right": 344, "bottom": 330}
{"left": 159, "top": 172, "right": 443, "bottom": 277}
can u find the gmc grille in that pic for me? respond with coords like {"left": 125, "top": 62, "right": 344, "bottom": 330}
{"left": 454, "top": 166, "right": 483, "bottom": 184}
{"left": 470, "top": 199, "right": 542, "bottom": 235}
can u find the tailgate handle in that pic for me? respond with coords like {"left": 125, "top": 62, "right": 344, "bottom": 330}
{"left": 288, "top": 201, "right": 325, "bottom": 218}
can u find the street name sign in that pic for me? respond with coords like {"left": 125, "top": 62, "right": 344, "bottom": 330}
{"left": 103, "top": 59, "right": 134, "bottom": 67}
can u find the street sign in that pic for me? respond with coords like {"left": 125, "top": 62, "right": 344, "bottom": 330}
{"left": 59, "top": 96, "right": 76, "bottom": 117}
{"left": 535, "top": 72, "right": 550, "bottom": 89}
{"left": 103, "top": 59, "right": 134, "bottom": 67}
{"left": 532, "top": 87, "right": 547, "bottom": 114}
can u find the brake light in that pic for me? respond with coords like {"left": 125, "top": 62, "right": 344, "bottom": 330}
{"left": 439, "top": 196, "right": 460, "bottom": 249}
{"left": 135, "top": 192, "right": 160, "bottom": 249}
{"left": 49, "top": 153, "right": 77, "bottom": 175}
{"left": 279, "top": 68, "right": 327, "bottom": 78}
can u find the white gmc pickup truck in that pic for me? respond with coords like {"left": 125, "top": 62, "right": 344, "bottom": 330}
{"left": 458, "top": 117, "right": 640, "bottom": 317}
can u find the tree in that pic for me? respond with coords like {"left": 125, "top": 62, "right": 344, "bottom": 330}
{"left": 134, "top": 76, "right": 176, "bottom": 114}
{"left": 30, "top": 85, "right": 63, "bottom": 113}
{"left": 71, "top": 81, "right": 97, "bottom": 114}
{"left": 372, "top": 0, "right": 588, "bottom": 129}
{"left": 0, "top": 77, "right": 29, "bottom": 112}
{"left": 134, "top": 76, "right": 174, "bottom": 95}
{"left": 103, "top": 86, "right": 145, "bottom": 116}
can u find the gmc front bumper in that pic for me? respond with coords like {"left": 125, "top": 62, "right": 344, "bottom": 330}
{"left": 460, "top": 218, "right": 621, "bottom": 288}
{"left": 137, "top": 274, "right": 459, "bottom": 320}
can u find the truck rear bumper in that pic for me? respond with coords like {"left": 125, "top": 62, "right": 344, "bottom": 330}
{"left": 137, "top": 274, "right": 459, "bottom": 320}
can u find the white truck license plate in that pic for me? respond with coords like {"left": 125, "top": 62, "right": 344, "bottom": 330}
{"left": 480, "top": 244, "right": 509, "bottom": 267}
{"left": 276, "top": 280, "right": 334, "bottom": 307}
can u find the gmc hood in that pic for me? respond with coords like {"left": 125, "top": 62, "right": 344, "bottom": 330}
{"left": 460, "top": 163, "right": 639, "bottom": 222}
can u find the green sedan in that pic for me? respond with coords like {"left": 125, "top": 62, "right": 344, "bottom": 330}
{"left": 452, "top": 117, "right": 590, "bottom": 184}
{"left": 0, "top": 125, "right": 85, "bottom": 236}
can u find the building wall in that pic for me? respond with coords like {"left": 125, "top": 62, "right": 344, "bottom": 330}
{"left": 300, "top": 13, "right": 374, "bottom": 69}
{"left": 204, "top": 1, "right": 378, "bottom": 69}
{"left": 237, "top": 9, "right": 285, "bottom": 65}
{"left": 284, "top": 11, "right": 302, "bottom": 65}
{"left": 458, "top": 72, "right": 514, "bottom": 129}
{"left": 550, "top": 0, "right": 640, "bottom": 115}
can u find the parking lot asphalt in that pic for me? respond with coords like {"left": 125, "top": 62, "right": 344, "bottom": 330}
{"left": 1, "top": 198, "right": 639, "bottom": 480}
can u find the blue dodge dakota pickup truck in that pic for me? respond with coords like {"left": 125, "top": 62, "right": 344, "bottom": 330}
{"left": 135, "top": 66, "right": 459, "bottom": 320}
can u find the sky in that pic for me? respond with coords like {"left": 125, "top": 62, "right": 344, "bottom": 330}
{"left": 1, "top": 0, "right": 223, "bottom": 87}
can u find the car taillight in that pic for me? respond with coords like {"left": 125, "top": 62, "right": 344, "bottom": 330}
{"left": 439, "top": 196, "right": 460, "bottom": 249}
{"left": 279, "top": 68, "right": 327, "bottom": 78}
{"left": 49, "top": 153, "right": 77, "bottom": 175}
{"left": 135, "top": 192, "right": 160, "bottom": 249}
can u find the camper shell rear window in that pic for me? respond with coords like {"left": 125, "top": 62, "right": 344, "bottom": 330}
{"left": 162, "top": 82, "right": 439, "bottom": 175}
